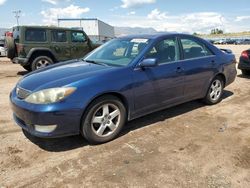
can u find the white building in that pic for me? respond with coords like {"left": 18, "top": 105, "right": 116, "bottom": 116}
{"left": 58, "top": 18, "right": 115, "bottom": 42}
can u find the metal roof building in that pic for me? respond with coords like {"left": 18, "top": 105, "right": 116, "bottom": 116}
{"left": 57, "top": 18, "right": 115, "bottom": 42}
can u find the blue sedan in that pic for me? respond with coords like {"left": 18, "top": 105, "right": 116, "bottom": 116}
{"left": 10, "top": 34, "right": 237, "bottom": 144}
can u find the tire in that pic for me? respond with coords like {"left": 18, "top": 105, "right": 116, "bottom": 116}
{"left": 5, "top": 37, "right": 16, "bottom": 59}
{"left": 22, "top": 65, "right": 31, "bottom": 71}
{"left": 81, "top": 95, "right": 126, "bottom": 144}
{"left": 203, "top": 76, "right": 224, "bottom": 105}
{"left": 242, "top": 70, "right": 250, "bottom": 75}
{"left": 31, "top": 56, "right": 53, "bottom": 71}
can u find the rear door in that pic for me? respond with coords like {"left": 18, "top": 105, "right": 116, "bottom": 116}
{"left": 24, "top": 28, "right": 48, "bottom": 55}
{"left": 70, "top": 30, "right": 90, "bottom": 59}
{"left": 50, "top": 30, "right": 71, "bottom": 61}
{"left": 179, "top": 37, "right": 216, "bottom": 99}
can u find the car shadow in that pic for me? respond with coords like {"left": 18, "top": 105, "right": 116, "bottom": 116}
{"left": 122, "top": 90, "right": 233, "bottom": 136}
{"left": 23, "top": 90, "right": 233, "bottom": 152}
{"left": 17, "top": 71, "right": 29, "bottom": 76}
{"left": 23, "top": 130, "right": 88, "bottom": 152}
{"left": 237, "top": 74, "right": 250, "bottom": 79}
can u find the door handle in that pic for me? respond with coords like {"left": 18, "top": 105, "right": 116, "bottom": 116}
{"left": 176, "top": 67, "right": 183, "bottom": 73}
{"left": 211, "top": 60, "right": 216, "bottom": 65}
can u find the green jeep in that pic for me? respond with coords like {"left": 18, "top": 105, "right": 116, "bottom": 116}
{"left": 6, "top": 26, "right": 99, "bottom": 71}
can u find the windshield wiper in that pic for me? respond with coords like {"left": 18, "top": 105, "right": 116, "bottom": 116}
{"left": 83, "top": 59, "right": 108, "bottom": 66}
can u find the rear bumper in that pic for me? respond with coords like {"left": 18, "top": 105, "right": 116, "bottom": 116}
{"left": 12, "top": 57, "right": 29, "bottom": 66}
{"left": 238, "top": 60, "right": 250, "bottom": 70}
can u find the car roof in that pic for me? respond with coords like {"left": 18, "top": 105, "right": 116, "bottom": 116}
{"left": 13, "top": 25, "right": 83, "bottom": 31}
{"left": 118, "top": 33, "right": 196, "bottom": 40}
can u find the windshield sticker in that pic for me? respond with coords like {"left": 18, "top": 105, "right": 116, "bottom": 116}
{"left": 131, "top": 39, "right": 148, "bottom": 43}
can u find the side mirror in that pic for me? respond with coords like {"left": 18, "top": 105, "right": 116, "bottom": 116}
{"left": 139, "top": 58, "right": 158, "bottom": 68}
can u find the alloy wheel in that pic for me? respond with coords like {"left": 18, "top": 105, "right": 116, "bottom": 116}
{"left": 36, "top": 59, "right": 51, "bottom": 69}
{"left": 91, "top": 103, "right": 121, "bottom": 137}
{"left": 209, "top": 79, "right": 222, "bottom": 101}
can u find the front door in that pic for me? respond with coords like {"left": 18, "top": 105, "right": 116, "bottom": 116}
{"left": 132, "top": 37, "right": 185, "bottom": 116}
{"left": 70, "top": 31, "right": 90, "bottom": 59}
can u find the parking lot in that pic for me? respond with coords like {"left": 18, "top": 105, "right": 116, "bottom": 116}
{"left": 0, "top": 45, "right": 250, "bottom": 187}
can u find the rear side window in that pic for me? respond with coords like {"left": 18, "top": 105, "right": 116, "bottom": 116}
{"left": 181, "top": 38, "right": 213, "bottom": 59}
{"left": 51, "top": 30, "right": 67, "bottom": 42}
{"left": 25, "top": 29, "right": 46, "bottom": 42}
{"left": 71, "top": 31, "right": 86, "bottom": 43}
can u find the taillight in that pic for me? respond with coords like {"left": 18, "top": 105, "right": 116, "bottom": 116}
{"left": 241, "top": 50, "right": 249, "bottom": 59}
{"left": 5, "top": 32, "right": 13, "bottom": 37}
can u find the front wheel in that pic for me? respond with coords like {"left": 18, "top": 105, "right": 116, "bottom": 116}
{"left": 81, "top": 95, "right": 126, "bottom": 144}
{"left": 203, "top": 77, "right": 224, "bottom": 105}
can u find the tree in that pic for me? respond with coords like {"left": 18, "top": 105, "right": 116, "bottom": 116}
{"left": 211, "top": 28, "right": 224, "bottom": 35}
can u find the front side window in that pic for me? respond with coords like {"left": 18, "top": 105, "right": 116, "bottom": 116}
{"left": 84, "top": 38, "right": 150, "bottom": 67}
{"left": 71, "top": 32, "right": 86, "bottom": 43}
{"left": 25, "top": 29, "right": 46, "bottom": 42}
{"left": 181, "top": 38, "right": 213, "bottom": 59}
{"left": 51, "top": 30, "right": 67, "bottom": 42}
{"left": 146, "top": 38, "right": 179, "bottom": 64}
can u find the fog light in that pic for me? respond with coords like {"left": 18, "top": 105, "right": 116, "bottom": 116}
{"left": 34, "top": 125, "right": 57, "bottom": 133}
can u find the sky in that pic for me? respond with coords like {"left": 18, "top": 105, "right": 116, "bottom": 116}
{"left": 0, "top": 0, "right": 250, "bottom": 34}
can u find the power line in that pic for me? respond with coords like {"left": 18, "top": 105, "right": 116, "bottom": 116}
{"left": 13, "top": 10, "right": 21, "bottom": 26}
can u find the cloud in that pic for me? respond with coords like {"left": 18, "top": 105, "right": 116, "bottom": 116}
{"left": 147, "top": 9, "right": 167, "bottom": 20}
{"left": 41, "top": 5, "right": 90, "bottom": 25}
{"left": 127, "top": 11, "right": 136, "bottom": 15}
{"left": 110, "top": 11, "right": 228, "bottom": 34}
{"left": 0, "top": 0, "right": 6, "bottom": 5}
{"left": 235, "top": 16, "right": 250, "bottom": 22}
{"left": 42, "top": 0, "right": 71, "bottom": 5}
{"left": 121, "top": 0, "right": 156, "bottom": 8}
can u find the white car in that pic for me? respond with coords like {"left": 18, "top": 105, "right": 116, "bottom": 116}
{"left": 0, "top": 46, "right": 7, "bottom": 57}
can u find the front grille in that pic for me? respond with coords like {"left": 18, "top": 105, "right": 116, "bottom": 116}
{"left": 16, "top": 86, "right": 31, "bottom": 99}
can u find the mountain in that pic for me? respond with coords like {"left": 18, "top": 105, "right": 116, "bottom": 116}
{"left": 114, "top": 26, "right": 159, "bottom": 36}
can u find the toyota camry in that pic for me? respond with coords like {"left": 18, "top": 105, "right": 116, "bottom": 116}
{"left": 10, "top": 33, "right": 237, "bottom": 144}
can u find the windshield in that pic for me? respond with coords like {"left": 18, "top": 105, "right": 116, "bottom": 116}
{"left": 84, "top": 38, "right": 150, "bottom": 67}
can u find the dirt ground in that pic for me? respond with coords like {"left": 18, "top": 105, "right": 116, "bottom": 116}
{"left": 0, "top": 45, "right": 250, "bottom": 188}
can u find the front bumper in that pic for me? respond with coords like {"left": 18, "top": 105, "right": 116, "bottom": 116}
{"left": 238, "top": 60, "right": 250, "bottom": 70}
{"left": 10, "top": 90, "right": 83, "bottom": 138}
{"left": 12, "top": 57, "right": 29, "bottom": 66}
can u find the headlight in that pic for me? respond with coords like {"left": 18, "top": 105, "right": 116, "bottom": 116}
{"left": 24, "top": 87, "right": 76, "bottom": 104}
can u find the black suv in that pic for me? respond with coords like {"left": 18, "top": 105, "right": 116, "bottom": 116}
{"left": 6, "top": 26, "right": 99, "bottom": 71}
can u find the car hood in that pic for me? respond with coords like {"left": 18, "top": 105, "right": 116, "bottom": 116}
{"left": 17, "top": 60, "right": 114, "bottom": 91}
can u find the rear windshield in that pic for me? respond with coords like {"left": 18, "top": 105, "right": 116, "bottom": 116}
{"left": 25, "top": 29, "right": 46, "bottom": 42}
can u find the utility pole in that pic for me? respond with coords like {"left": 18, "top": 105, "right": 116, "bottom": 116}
{"left": 13, "top": 10, "right": 21, "bottom": 26}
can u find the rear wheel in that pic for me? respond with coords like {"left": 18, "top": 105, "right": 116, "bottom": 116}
{"left": 242, "top": 70, "right": 250, "bottom": 75}
{"left": 31, "top": 56, "right": 53, "bottom": 71}
{"left": 81, "top": 95, "right": 126, "bottom": 144}
{"left": 203, "top": 76, "right": 224, "bottom": 105}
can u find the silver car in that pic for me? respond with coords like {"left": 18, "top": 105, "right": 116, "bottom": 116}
{"left": 0, "top": 46, "right": 7, "bottom": 57}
